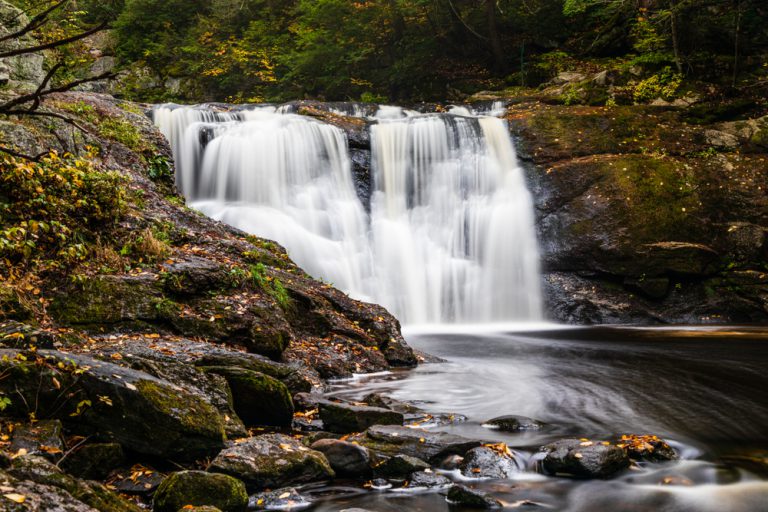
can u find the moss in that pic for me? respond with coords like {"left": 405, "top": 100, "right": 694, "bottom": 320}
{"left": 98, "top": 117, "right": 149, "bottom": 152}
{"left": 134, "top": 379, "right": 225, "bottom": 440}
{"left": 153, "top": 471, "right": 248, "bottom": 512}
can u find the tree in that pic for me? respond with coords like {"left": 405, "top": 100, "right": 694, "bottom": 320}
{"left": 0, "top": 0, "right": 115, "bottom": 159}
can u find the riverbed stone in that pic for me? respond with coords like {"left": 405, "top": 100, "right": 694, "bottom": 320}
{"left": 408, "top": 470, "right": 451, "bottom": 488}
{"left": 542, "top": 438, "right": 630, "bottom": 478}
{"left": 199, "top": 366, "right": 294, "bottom": 427}
{"left": 208, "top": 434, "right": 334, "bottom": 490}
{"left": 460, "top": 446, "right": 520, "bottom": 479}
{"left": 350, "top": 425, "right": 481, "bottom": 464}
{"left": 374, "top": 454, "right": 430, "bottom": 479}
{"left": 152, "top": 471, "right": 248, "bottom": 512}
{"left": 482, "top": 415, "right": 546, "bottom": 432}
{"left": 310, "top": 439, "right": 371, "bottom": 476}
{"left": 318, "top": 400, "right": 403, "bottom": 433}
{"left": 446, "top": 484, "right": 502, "bottom": 509}
{"left": 616, "top": 434, "right": 678, "bottom": 462}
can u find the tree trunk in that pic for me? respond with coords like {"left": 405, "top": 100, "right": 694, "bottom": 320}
{"left": 485, "top": 0, "right": 506, "bottom": 72}
{"left": 669, "top": 0, "right": 683, "bottom": 74}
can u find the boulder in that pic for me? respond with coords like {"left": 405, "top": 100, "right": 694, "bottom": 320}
{"left": 460, "top": 446, "right": 520, "bottom": 479}
{"left": 0, "top": 468, "right": 98, "bottom": 511}
{"left": 616, "top": 434, "right": 677, "bottom": 462}
{"left": 152, "top": 471, "right": 248, "bottom": 512}
{"left": 0, "top": 349, "right": 226, "bottom": 460}
{"left": 318, "top": 400, "right": 403, "bottom": 434}
{"left": 350, "top": 425, "right": 480, "bottom": 464}
{"left": 373, "top": 454, "right": 429, "bottom": 479}
{"left": 59, "top": 443, "right": 125, "bottom": 480}
{"left": 252, "top": 488, "right": 310, "bottom": 510}
{"left": 309, "top": 439, "right": 371, "bottom": 476}
{"left": 446, "top": 484, "right": 502, "bottom": 509}
{"left": 482, "top": 415, "right": 545, "bottom": 432}
{"left": 194, "top": 352, "right": 313, "bottom": 394}
{"left": 110, "top": 468, "right": 164, "bottom": 496}
{"left": 209, "top": 434, "right": 334, "bottom": 490}
{"left": 199, "top": 366, "right": 294, "bottom": 427}
{"left": 541, "top": 439, "right": 630, "bottom": 478}
{"left": 361, "top": 393, "right": 422, "bottom": 414}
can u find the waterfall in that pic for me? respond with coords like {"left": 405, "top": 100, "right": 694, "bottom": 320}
{"left": 153, "top": 104, "right": 542, "bottom": 325}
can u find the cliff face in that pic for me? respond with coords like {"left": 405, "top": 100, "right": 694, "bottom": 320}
{"left": 508, "top": 103, "right": 768, "bottom": 324}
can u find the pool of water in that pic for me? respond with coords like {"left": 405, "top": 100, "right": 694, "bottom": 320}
{"left": 307, "top": 325, "right": 768, "bottom": 511}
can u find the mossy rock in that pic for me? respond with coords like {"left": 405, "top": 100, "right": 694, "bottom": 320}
{"left": 199, "top": 366, "right": 294, "bottom": 427}
{"left": 153, "top": 471, "right": 248, "bottom": 512}
{"left": 59, "top": 443, "right": 126, "bottom": 480}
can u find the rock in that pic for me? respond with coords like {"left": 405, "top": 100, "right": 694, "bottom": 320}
{"left": 638, "top": 242, "right": 720, "bottom": 277}
{"left": 705, "top": 129, "right": 740, "bottom": 149}
{"left": 361, "top": 393, "right": 421, "bottom": 414}
{"left": 251, "top": 488, "right": 310, "bottom": 510}
{"left": 9, "top": 420, "right": 65, "bottom": 461}
{"left": 374, "top": 454, "right": 429, "bottom": 479}
{"left": 350, "top": 425, "right": 480, "bottom": 464}
{"left": 0, "top": 349, "right": 226, "bottom": 460}
{"left": 7, "top": 454, "right": 141, "bottom": 511}
{"left": 59, "top": 443, "right": 125, "bottom": 480}
{"left": 0, "top": 468, "right": 98, "bottom": 511}
{"left": 194, "top": 352, "right": 313, "bottom": 394}
{"left": 541, "top": 439, "right": 630, "bottom": 478}
{"left": 209, "top": 434, "right": 334, "bottom": 490}
{"left": 408, "top": 470, "right": 451, "bottom": 488}
{"left": 109, "top": 467, "right": 165, "bottom": 495}
{"left": 592, "top": 70, "right": 609, "bottom": 86}
{"left": 552, "top": 72, "right": 585, "bottom": 85}
{"left": 294, "top": 392, "right": 323, "bottom": 411}
{"left": 623, "top": 276, "right": 670, "bottom": 299}
{"left": 616, "top": 434, "right": 677, "bottom": 462}
{"left": 310, "top": 439, "right": 371, "bottom": 476}
{"left": 179, "top": 508, "right": 222, "bottom": 512}
{"left": 460, "top": 446, "right": 520, "bottom": 479}
{"left": 152, "top": 471, "right": 248, "bottom": 512}
{"left": 0, "top": 321, "right": 56, "bottom": 349}
{"left": 160, "top": 257, "right": 230, "bottom": 296}
{"left": 199, "top": 366, "right": 294, "bottom": 427}
{"left": 482, "top": 415, "right": 545, "bottom": 432}
{"left": 318, "top": 400, "right": 403, "bottom": 434}
{"left": 446, "top": 484, "right": 502, "bottom": 509}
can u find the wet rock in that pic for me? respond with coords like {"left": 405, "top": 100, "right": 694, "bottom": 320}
{"left": 374, "top": 454, "right": 430, "bottom": 479}
{"left": 59, "top": 443, "right": 125, "bottom": 480}
{"left": 460, "top": 446, "right": 520, "bottom": 479}
{"left": 405, "top": 412, "right": 469, "bottom": 428}
{"left": 0, "top": 349, "right": 226, "bottom": 460}
{"left": 482, "top": 415, "right": 545, "bottom": 432}
{"left": 199, "top": 366, "right": 294, "bottom": 427}
{"left": 616, "top": 434, "right": 677, "bottom": 462}
{"left": 542, "top": 439, "right": 630, "bottom": 478}
{"left": 251, "top": 487, "right": 310, "bottom": 510}
{"left": 309, "top": 439, "right": 370, "bottom": 476}
{"left": 446, "top": 484, "right": 502, "bottom": 509}
{"left": 160, "top": 257, "right": 230, "bottom": 296}
{"left": 0, "top": 321, "right": 56, "bottom": 349}
{"left": 362, "top": 393, "right": 422, "bottom": 414}
{"left": 9, "top": 420, "right": 65, "bottom": 461}
{"left": 350, "top": 425, "right": 481, "bottom": 464}
{"left": 7, "top": 454, "right": 141, "bottom": 511}
{"left": 318, "top": 400, "right": 403, "bottom": 434}
{"left": 0, "top": 468, "right": 98, "bottom": 511}
{"left": 408, "top": 470, "right": 451, "bottom": 488}
{"left": 109, "top": 466, "right": 165, "bottom": 495}
{"left": 195, "top": 352, "right": 313, "bottom": 394}
{"left": 209, "top": 434, "right": 334, "bottom": 491}
{"left": 294, "top": 392, "right": 323, "bottom": 411}
{"left": 153, "top": 471, "right": 248, "bottom": 512}
{"left": 181, "top": 507, "right": 223, "bottom": 512}
{"left": 623, "top": 276, "right": 670, "bottom": 299}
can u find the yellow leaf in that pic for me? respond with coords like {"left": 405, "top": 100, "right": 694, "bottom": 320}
{"left": 3, "top": 494, "right": 25, "bottom": 503}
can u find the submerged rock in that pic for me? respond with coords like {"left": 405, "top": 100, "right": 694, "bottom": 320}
{"left": 309, "top": 439, "right": 371, "bottom": 476}
{"left": 541, "top": 439, "right": 630, "bottom": 478}
{"left": 209, "top": 434, "right": 334, "bottom": 490}
{"left": 318, "top": 400, "right": 403, "bottom": 434}
{"left": 482, "top": 415, "right": 546, "bottom": 432}
{"left": 153, "top": 471, "right": 248, "bottom": 512}
{"left": 350, "top": 425, "right": 480, "bottom": 464}
{"left": 446, "top": 484, "right": 502, "bottom": 509}
{"left": 460, "top": 446, "right": 520, "bottom": 479}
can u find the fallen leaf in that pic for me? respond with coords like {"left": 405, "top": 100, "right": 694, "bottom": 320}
{"left": 3, "top": 494, "right": 25, "bottom": 504}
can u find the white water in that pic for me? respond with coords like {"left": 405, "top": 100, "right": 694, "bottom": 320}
{"left": 153, "top": 103, "right": 542, "bottom": 325}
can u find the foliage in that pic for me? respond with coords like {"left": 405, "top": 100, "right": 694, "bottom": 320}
{"left": 249, "top": 263, "right": 292, "bottom": 310}
{"left": 632, "top": 67, "right": 683, "bottom": 103}
{"left": 0, "top": 150, "right": 127, "bottom": 268}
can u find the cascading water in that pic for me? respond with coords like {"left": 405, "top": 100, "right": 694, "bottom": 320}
{"left": 153, "top": 104, "right": 542, "bottom": 325}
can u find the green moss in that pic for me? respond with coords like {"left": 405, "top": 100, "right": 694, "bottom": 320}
{"left": 98, "top": 117, "right": 149, "bottom": 152}
{"left": 153, "top": 471, "right": 248, "bottom": 512}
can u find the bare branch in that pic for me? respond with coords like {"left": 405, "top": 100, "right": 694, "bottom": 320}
{"left": 0, "top": 21, "right": 109, "bottom": 60}
{"left": 0, "top": 145, "right": 47, "bottom": 161}
{"left": 0, "top": 69, "right": 115, "bottom": 113}
{"left": 0, "top": 0, "right": 69, "bottom": 45}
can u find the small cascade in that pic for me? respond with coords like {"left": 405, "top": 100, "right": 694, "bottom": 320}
{"left": 153, "top": 103, "right": 542, "bottom": 325}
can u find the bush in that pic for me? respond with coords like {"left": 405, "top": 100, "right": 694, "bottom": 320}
{"left": 0, "top": 150, "right": 127, "bottom": 268}
{"left": 633, "top": 67, "right": 683, "bottom": 103}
